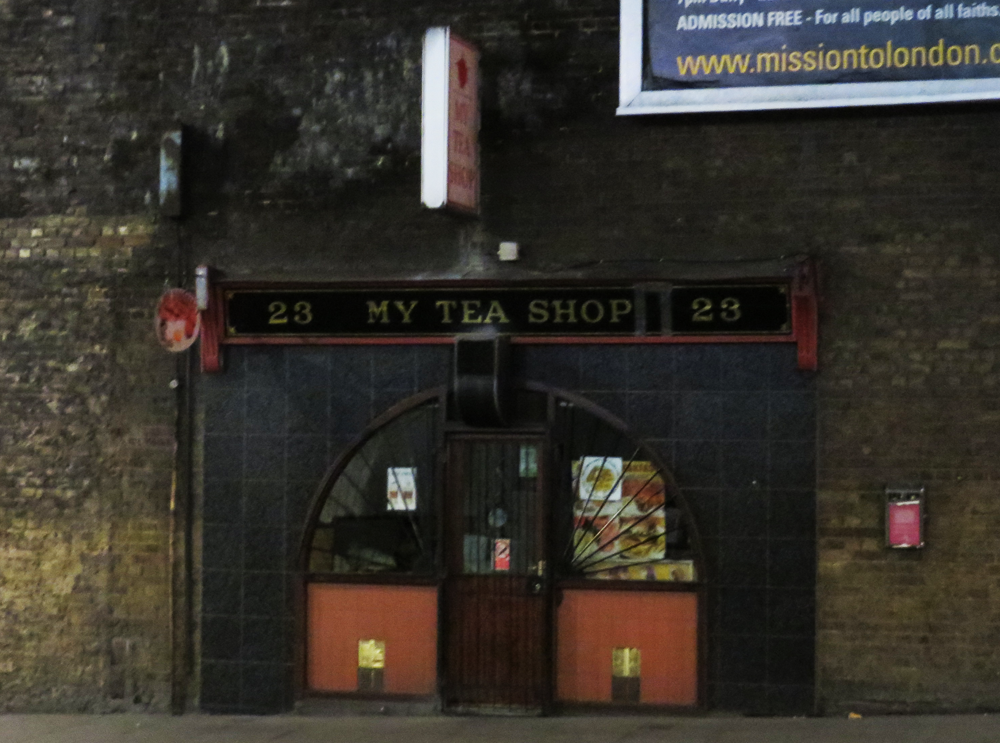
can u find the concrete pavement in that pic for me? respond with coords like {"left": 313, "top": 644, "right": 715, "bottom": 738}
{"left": 1, "top": 713, "right": 1000, "bottom": 743}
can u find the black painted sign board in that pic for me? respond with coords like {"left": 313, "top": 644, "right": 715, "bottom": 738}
{"left": 224, "top": 284, "right": 791, "bottom": 338}
{"left": 226, "top": 288, "right": 638, "bottom": 337}
{"left": 671, "top": 285, "right": 791, "bottom": 335}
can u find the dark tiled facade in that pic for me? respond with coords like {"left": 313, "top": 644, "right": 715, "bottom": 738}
{"left": 521, "top": 343, "right": 817, "bottom": 715}
{"left": 200, "top": 342, "right": 814, "bottom": 714}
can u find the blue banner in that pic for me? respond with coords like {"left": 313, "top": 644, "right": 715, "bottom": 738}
{"left": 649, "top": 0, "right": 1000, "bottom": 87}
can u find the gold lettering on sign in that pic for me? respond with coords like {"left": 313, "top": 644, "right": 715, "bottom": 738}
{"left": 367, "top": 300, "right": 390, "bottom": 324}
{"left": 691, "top": 298, "right": 713, "bottom": 322}
{"left": 483, "top": 301, "right": 510, "bottom": 324}
{"left": 551, "top": 300, "right": 577, "bottom": 324}
{"left": 268, "top": 301, "right": 289, "bottom": 325}
{"left": 393, "top": 300, "right": 418, "bottom": 324}
{"left": 610, "top": 299, "right": 633, "bottom": 324}
{"left": 580, "top": 299, "right": 605, "bottom": 324}
{"left": 461, "top": 300, "right": 483, "bottom": 324}
{"left": 293, "top": 302, "right": 313, "bottom": 325}
{"left": 436, "top": 300, "right": 458, "bottom": 323}
{"left": 720, "top": 297, "right": 741, "bottom": 322}
{"left": 528, "top": 299, "right": 549, "bottom": 324}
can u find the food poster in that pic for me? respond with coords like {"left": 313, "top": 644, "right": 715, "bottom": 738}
{"left": 571, "top": 459, "right": 692, "bottom": 581}
{"left": 578, "top": 456, "right": 623, "bottom": 501}
{"left": 386, "top": 467, "right": 417, "bottom": 511}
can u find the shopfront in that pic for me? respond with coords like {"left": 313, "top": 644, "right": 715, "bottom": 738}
{"left": 198, "top": 274, "right": 817, "bottom": 715}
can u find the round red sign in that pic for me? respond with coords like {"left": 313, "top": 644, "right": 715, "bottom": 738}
{"left": 156, "top": 288, "right": 201, "bottom": 352}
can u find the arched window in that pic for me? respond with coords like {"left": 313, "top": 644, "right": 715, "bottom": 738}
{"left": 305, "top": 392, "right": 442, "bottom": 576}
{"left": 551, "top": 393, "right": 698, "bottom": 583}
{"left": 302, "top": 386, "right": 701, "bottom": 584}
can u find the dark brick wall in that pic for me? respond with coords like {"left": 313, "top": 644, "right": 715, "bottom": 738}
{"left": 200, "top": 343, "right": 814, "bottom": 714}
{"left": 4, "top": 0, "right": 1000, "bottom": 718}
{"left": 521, "top": 343, "right": 816, "bottom": 715}
{"left": 816, "top": 239, "right": 1000, "bottom": 714}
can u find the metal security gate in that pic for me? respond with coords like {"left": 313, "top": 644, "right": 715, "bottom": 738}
{"left": 443, "top": 436, "right": 550, "bottom": 711}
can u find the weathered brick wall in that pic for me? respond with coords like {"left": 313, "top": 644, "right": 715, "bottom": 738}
{"left": 4, "top": 0, "right": 1000, "bottom": 715}
{"left": 0, "top": 215, "right": 175, "bottom": 711}
{"left": 816, "top": 234, "right": 1000, "bottom": 713}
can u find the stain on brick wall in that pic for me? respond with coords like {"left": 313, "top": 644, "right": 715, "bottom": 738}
{"left": 0, "top": 214, "right": 175, "bottom": 711}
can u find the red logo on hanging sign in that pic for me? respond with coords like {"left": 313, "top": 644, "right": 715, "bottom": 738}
{"left": 156, "top": 288, "right": 201, "bottom": 353}
{"left": 446, "top": 36, "right": 479, "bottom": 212}
{"left": 494, "top": 539, "right": 511, "bottom": 571}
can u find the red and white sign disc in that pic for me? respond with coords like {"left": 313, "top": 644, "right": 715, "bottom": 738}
{"left": 156, "top": 288, "right": 201, "bottom": 352}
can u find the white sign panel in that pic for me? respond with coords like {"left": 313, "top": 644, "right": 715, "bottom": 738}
{"left": 421, "top": 27, "right": 480, "bottom": 212}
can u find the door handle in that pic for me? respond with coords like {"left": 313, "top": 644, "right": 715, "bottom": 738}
{"left": 527, "top": 560, "right": 547, "bottom": 594}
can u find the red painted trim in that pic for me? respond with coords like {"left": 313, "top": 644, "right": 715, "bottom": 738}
{"left": 791, "top": 259, "right": 819, "bottom": 372}
{"left": 513, "top": 334, "right": 795, "bottom": 346}
{"left": 217, "top": 277, "right": 791, "bottom": 291}
{"left": 223, "top": 336, "right": 453, "bottom": 346}
{"left": 199, "top": 284, "right": 224, "bottom": 373}
{"left": 220, "top": 334, "right": 795, "bottom": 347}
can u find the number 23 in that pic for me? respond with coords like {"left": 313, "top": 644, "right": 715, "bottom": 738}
{"left": 691, "top": 297, "right": 741, "bottom": 322}
{"left": 268, "top": 301, "right": 313, "bottom": 325}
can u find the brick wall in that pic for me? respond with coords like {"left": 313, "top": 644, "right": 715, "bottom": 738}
{"left": 0, "top": 215, "right": 175, "bottom": 711}
{"left": 816, "top": 236, "right": 1000, "bottom": 713}
{"left": 4, "top": 0, "right": 1000, "bottom": 715}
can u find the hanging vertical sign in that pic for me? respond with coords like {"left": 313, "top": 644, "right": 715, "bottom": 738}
{"left": 421, "top": 27, "right": 480, "bottom": 213}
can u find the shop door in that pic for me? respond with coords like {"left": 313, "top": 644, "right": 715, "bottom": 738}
{"left": 444, "top": 436, "right": 549, "bottom": 711}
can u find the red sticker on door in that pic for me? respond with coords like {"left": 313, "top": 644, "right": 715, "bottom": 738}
{"left": 493, "top": 539, "right": 511, "bottom": 571}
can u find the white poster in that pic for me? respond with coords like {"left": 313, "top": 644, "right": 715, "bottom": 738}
{"left": 387, "top": 467, "right": 417, "bottom": 511}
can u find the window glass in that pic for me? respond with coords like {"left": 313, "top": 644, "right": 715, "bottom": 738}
{"left": 308, "top": 402, "right": 439, "bottom": 575}
{"left": 554, "top": 400, "right": 696, "bottom": 582}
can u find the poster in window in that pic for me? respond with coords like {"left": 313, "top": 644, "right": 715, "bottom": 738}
{"left": 571, "top": 460, "right": 695, "bottom": 581}
{"left": 387, "top": 467, "right": 417, "bottom": 511}
{"left": 578, "top": 457, "right": 623, "bottom": 501}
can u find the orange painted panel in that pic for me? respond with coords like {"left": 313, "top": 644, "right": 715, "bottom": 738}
{"left": 556, "top": 590, "right": 698, "bottom": 706}
{"left": 307, "top": 583, "right": 438, "bottom": 695}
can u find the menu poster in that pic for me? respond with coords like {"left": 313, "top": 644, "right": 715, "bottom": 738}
{"left": 578, "top": 456, "right": 623, "bottom": 501}
{"left": 572, "top": 460, "right": 668, "bottom": 570}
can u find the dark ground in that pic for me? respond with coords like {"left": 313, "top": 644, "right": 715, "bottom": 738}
{"left": 1, "top": 713, "right": 999, "bottom": 743}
